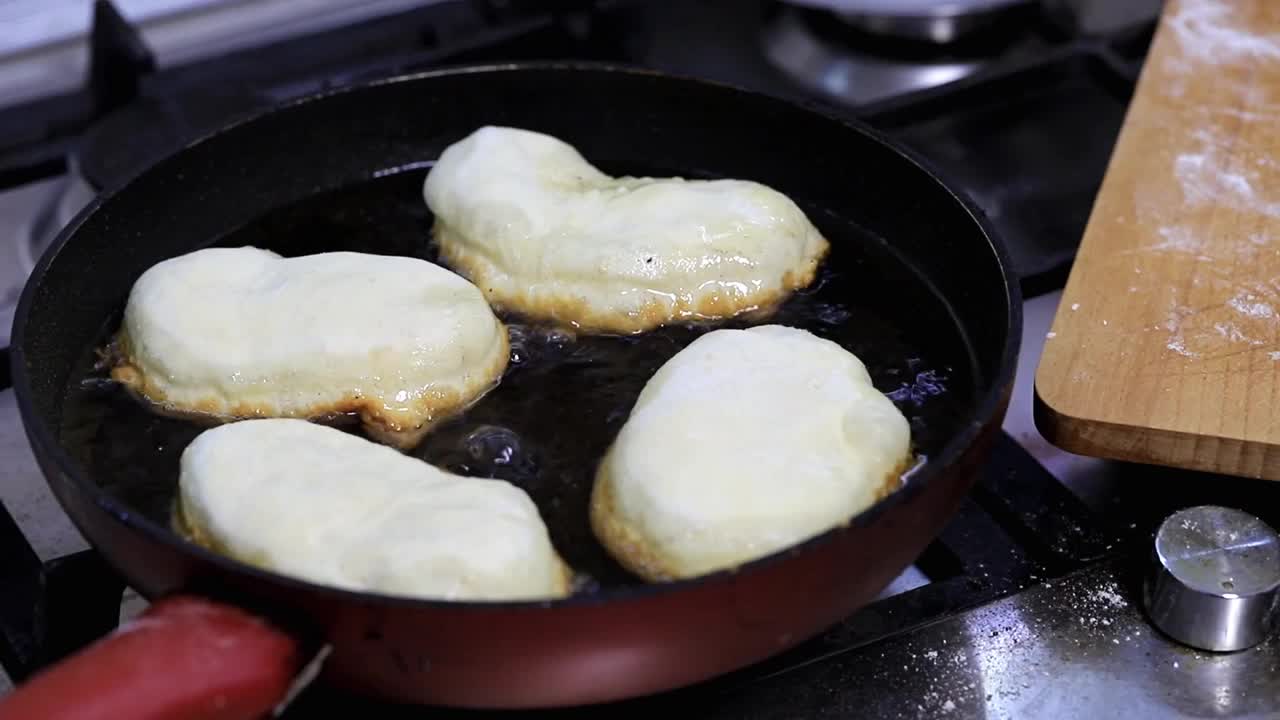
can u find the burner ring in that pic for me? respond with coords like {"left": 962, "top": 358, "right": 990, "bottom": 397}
{"left": 783, "top": 0, "right": 1037, "bottom": 44}
{"left": 762, "top": 8, "right": 986, "bottom": 108}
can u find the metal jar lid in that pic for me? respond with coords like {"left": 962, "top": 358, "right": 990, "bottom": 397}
{"left": 1144, "top": 505, "right": 1280, "bottom": 652}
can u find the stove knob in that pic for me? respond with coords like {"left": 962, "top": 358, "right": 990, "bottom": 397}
{"left": 1144, "top": 505, "right": 1280, "bottom": 652}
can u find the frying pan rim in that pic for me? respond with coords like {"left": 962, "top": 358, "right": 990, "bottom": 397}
{"left": 11, "top": 61, "right": 1022, "bottom": 611}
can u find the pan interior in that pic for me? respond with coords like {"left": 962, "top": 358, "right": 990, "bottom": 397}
{"left": 57, "top": 164, "right": 976, "bottom": 593}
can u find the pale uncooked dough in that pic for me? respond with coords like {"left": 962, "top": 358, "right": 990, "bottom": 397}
{"left": 113, "top": 247, "right": 509, "bottom": 448}
{"left": 424, "top": 126, "right": 828, "bottom": 334}
{"left": 179, "top": 419, "right": 571, "bottom": 600}
{"left": 591, "top": 325, "right": 912, "bottom": 580}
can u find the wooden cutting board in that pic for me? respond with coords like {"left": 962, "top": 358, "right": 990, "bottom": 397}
{"left": 1035, "top": 0, "right": 1280, "bottom": 479}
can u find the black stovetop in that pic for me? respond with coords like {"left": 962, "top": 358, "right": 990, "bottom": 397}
{"left": 1, "top": 0, "right": 1143, "bottom": 286}
{"left": 0, "top": 0, "right": 1163, "bottom": 715}
{"left": 0, "top": 423, "right": 1116, "bottom": 717}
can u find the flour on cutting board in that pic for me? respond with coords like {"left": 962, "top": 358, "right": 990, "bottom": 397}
{"left": 1167, "top": 0, "right": 1280, "bottom": 64}
{"left": 1139, "top": 225, "right": 1213, "bottom": 260}
{"left": 1162, "top": 2, "right": 1280, "bottom": 218}
{"left": 1133, "top": 223, "right": 1280, "bottom": 358}
{"left": 1155, "top": 282, "right": 1280, "bottom": 358}
{"left": 1227, "top": 289, "right": 1275, "bottom": 319}
{"left": 1127, "top": 0, "right": 1280, "bottom": 361}
{"left": 1173, "top": 128, "right": 1280, "bottom": 218}
{"left": 1163, "top": 302, "right": 1198, "bottom": 358}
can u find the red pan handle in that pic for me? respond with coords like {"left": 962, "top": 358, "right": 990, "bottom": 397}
{"left": 0, "top": 595, "right": 301, "bottom": 720}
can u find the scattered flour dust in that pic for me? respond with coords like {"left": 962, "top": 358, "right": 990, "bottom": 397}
{"left": 1141, "top": 225, "right": 1214, "bottom": 260}
{"left": 1213, "top": 322, "right": 1265, "bottom": 346}
{"left": 1227, "top": 290, "right": 1275, "bottom": 319}
{"left": 1163, "top": 303, "right": 1199, "bottom": 357}
{"left": 1160, "top": 291, "right": 1277, "bottom": 358}
{"left": 1172, "top": 128, "right": 1280, "bottom": 218}
{"left": 1094, "top": 587, "right": 1126, "bottom": 608}
{"left": 1167, "top": 0, "right": 1280, "bottom": 65}
{"left": 1160, "top": 3, "right": 1280, "bottom": 216}
{"left": 1139, "top": 1, "right": 1280, "bottom": 359}
{"left": 1153, "top": 226, "right": 1204, "bottom": 253}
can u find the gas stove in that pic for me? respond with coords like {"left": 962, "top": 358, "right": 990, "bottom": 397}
{"left": 3, "top": 1, "right": 1280, "bottom": 718}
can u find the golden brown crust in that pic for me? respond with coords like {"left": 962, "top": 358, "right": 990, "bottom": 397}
{"left": 590, "top": 451, "right": 916, "bottom": 583}
{"left": 589, "top": 456, "right": 683, "bottom": 582}
{"left": 172, "top": 496, "right": 205, "bottom": 546}
{"left": 110, "top": 328, "right": 510, "bottom": 450}
{"left": 552, "top": 558, "right": 575, "bottom": 597}
{"left": 872, "top": 454, "right": 918, "bottom": 503}
{"left": 435, "top": 223, "right": 829, "bottom": 335}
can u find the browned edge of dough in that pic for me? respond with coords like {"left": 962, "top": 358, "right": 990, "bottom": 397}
{"left": 552, "top": 556, "right": 575, "bottom": 598}
{"left": 435, "top": 222, "right": 830, "bottom": 335}
{"left": 588, "top": 455, "right": 683, "bottom": 582}
{"left": 109, "top": 327, "right": 510, "bottom": 451}
{"left": 589, "top": 450, "right": 916, "bottom": 583}
{"left": 873, "top": 453, "right": 919, "bottom": 503}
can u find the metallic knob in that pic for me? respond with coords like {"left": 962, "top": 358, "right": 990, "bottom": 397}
{"left": 1144, "top": 505, "right": 1280, "bottom": 652}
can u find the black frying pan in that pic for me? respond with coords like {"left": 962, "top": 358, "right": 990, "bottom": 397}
{"left": 3, "top": 64, "right": 1020, "bottom": 715}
